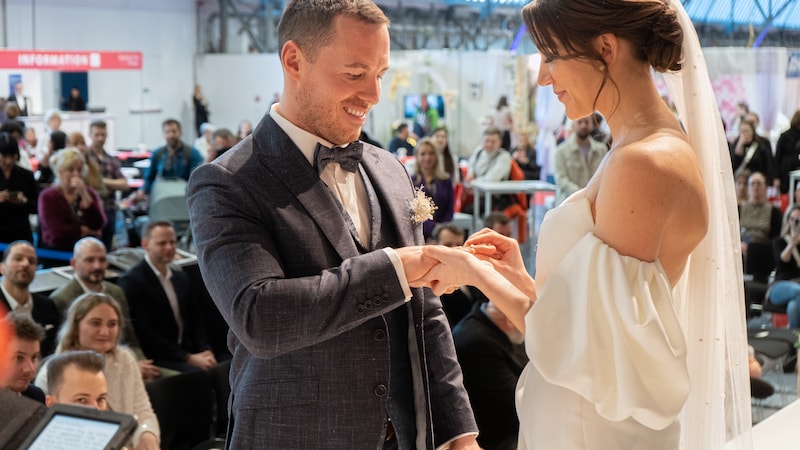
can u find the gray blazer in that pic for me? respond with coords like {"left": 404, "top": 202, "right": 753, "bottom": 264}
{"left": 187, "top": 116, "right": 476, "bottom": 449}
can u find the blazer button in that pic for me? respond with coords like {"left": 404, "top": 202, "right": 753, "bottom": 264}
{"left": 373, "top": 329, "right": 386, "bottom": 341}
{"left": 374, "top": 384, "right": 387, "bottom": 397}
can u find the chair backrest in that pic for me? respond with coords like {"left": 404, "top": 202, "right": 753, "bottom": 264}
{"left": 508, "top": 158, "right": 528, "bottom": 209}
{"left": 148, "top": 177, "right": 189, "bottom": 222}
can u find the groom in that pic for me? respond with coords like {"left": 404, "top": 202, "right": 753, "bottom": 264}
{"left": 186, "top": 1, "right": 478, "bottom": 449}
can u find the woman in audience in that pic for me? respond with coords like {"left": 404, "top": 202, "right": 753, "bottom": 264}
{"left": 430, "top": 127, "right": 460, "bottom": 184}
{"left": 731, "top": 120, "right": 775, "bottom": 187}
{"left": 411, "top": 138, "right": 454, "bottom": 241}
{"left": 36, "top": 293, "right": 160, "bottom": 450}
{"left": 767, "top": 205, "right": 800, "bottom": 329}
{"left": 0, "top": 132, "right": 37, "bottom": 243}
{"left": 67, "top": 131, "right": 105, "bottom": 196}
{"left": 38, "top": 147, "right": 105, "bottom": 251}
{"left": 511, "top": 129, "right": 541, "bottom": 180}
{"left": 739, "top": 171, "right": 782, "bottom": 259}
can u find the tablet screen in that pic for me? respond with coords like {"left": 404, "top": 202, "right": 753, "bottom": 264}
{"left": 26, "top": 411, "right": 122, "bottom": 450}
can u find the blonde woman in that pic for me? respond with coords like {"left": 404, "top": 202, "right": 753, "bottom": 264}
{"left": 37, "top": 147, "right": 105, "bottom": 251}
{"left": 36, "top": 293, "right": 160, "bottom": 450}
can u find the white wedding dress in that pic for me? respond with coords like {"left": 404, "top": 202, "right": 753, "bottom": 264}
{"left": 517, "top": 193, "right": 689, "bottom": 449}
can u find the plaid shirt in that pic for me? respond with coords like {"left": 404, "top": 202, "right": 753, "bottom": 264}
{"left": 91, "top": 150, "right": 125, "bottom": 212}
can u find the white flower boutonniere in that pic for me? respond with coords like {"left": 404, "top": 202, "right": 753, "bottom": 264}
{"left": 409, "top": 187, "right": 437, "bottom": 224}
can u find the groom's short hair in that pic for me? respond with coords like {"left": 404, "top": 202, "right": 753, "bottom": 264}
{"left": 278, "top": 0, "right": 389, "bottom": 63}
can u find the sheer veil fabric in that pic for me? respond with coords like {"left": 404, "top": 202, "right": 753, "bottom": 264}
{"left": 663, "top": 0, "right": 752, "bottom": 447}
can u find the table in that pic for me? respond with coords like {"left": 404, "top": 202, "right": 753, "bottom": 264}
{"left": 470, "top": 180, "right": 556, "bottom": 232}
{"left": 726, "top": 398, "right": 800, "bottom": 449}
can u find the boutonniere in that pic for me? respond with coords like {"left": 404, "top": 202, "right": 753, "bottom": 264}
{"left": 409, "top": 186, "right": 437, "bottom": 224}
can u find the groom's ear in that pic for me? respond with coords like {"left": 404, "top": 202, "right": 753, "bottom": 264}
{"left": 281, "top": 40, "right": 305, "bottom": 81}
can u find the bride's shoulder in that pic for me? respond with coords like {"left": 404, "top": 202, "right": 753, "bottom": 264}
{"left": 606, "top": 131, "right": 698, "bottom": 181}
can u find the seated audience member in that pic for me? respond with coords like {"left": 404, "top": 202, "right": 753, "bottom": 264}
{"left": 0, "top": 131, "right": 38, "bottom": 243}
{"left": 207, "top": 127, "right": 237, "bottom": 162}
{"left": 553, "top": 115, "right": 608, "bottom": 206}
{"left": 735, "top": 169, "right": 751, "bottom": 206}
{"left": 4, "top": 312, "right": 45, "bottom": 402}
{"left": 49, "top": 237, "right": 159, "bottom": 382}
{"left": 134, "top": 119, "right": 203, "bottom": 203}
{"left": 463, "top": 127, "right": 513, "bottom": 215}
{"left": 411, "top": 138, "right": 454, "bottom": 241}
{"left": 38, "top": 147, "right": 106, "bottom": 252}
{"left": 768, "top": 206, "right": 800, "bottom": 329}
{"left": 483, "top": 212, "right": 512, "bottom": 238}
{"left": 431, "top": 127, "right": 460, "bottom": 185}
{"left": 432, "top": 223, "right": 487, "bottom": 328}
{"left": 36, "top": 295, "right": 161, "bottom": 449}
{"left": 731, "top": 121, "right": 775, "bottom": 187}
{"left": 36, "top": 129, "right": 67, "bottom": 187}
{"left": 739, "top": 172, "right": 781, "bottom": 259}
{"left": 0, "top": 241, "right": 61, "bottom": 355}
{"left": 0, "top": 334, "right": 47, "bottom": 450}
{"left": 67, "top": 131, "right": 105, "bottom": 198}
{"left": 117, "top": 221, "right": 216, "bottom": 372}
{"left": 452, "top": 301, "right": 528, "bottom": 450}
{"left": 511, "top": 130, "right": 541, "bottom": 181}
{"left": 388, "top": 123, "right": 415, "bottom": 156}
{"left": 43, "top": 350, "right": 108, "bottom": 410}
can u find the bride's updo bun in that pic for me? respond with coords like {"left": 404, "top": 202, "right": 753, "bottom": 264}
{"left": 523, "top": 0, "right": 683, "bottom": 72}
{"left": 646, "top": 5, "right": 683, "bottom": 72}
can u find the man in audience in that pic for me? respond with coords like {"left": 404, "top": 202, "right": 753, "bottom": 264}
{"left": 432, "top": 222, "right": 467, "bottom": 248}
{"left": 483, "top": 212, "right": 512, "bottom": 238}
{"left": 49, "top": 237, "right": 160, "bottom": 382}
{"left": 8, "top": 82, "right": 30, "bottom": 116}
{"left": 0, "top": 315, "right": 47, "bottom": 450}
{"left": 553, "top": 115, "right": 608, "bottom": 206}
{"left": 44, "top": 350, "right": 108, "bottom": 410}
{"left": 4, "top": 312, "right": 46, "bottom": 403}
{"left": 88, "top": 120, "right": 128, "bottom": 250}
{"left": 388, "top": 123, "right": 414, "bottom": 156}
{"left": 0, "top": 241, "right": 61, "bottom": 356}
{"left": 117, "top": 221, "right": 216, "bottom": 372}
{"left": 452, "top": 300, "right": 528, "bottom": 450}
{"left": 134, "top": 119, "right": 203, "bottom": 202}
{"left": 744, "top": 112, "right": 777, "bottom": 190}
{"left": 464, "top": 127, "right": 513, "bottom": 215}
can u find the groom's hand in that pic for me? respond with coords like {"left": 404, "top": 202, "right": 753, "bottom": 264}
{"left": 395, "top": 246, "right": 439, "bottom": 285}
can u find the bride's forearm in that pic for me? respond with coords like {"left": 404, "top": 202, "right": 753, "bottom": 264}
{"left": 473, "top": 268, "right": 533, "bottom": 332}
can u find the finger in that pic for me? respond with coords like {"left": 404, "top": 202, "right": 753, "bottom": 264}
{"left": 421, "top": 244, "right": 459, "bottom": 262}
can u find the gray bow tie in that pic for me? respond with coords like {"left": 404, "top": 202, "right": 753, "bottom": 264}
{"left": 314, "top": 142, "right": 363, "bottom": 173}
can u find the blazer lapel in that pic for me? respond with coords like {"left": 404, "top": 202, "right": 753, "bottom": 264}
{"left": 359, "top": 146, "right": 422, "bottom": 248}
{"left": 253, "top": 117, "right": 360, "bottom": 260}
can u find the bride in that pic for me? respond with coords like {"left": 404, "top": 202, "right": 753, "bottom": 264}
{"left": 413, "top": 0, "right": 751, "bottom": 448}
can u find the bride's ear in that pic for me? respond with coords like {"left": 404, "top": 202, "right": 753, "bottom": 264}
{"left": 594, "top": 33, "right": 618, "bottom": 68}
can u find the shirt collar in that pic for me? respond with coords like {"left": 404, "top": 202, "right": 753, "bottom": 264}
{"left": 75, "top": 276, "right": 104, "bottom": 294}
{"left": 269, "top": 103, "right": 336, "bottom": 167}
{"left": 0, "top": 282, "right": 32, "bottom": 313}
{"left": 144, "top": 255, "right": 172, "bottom": 280}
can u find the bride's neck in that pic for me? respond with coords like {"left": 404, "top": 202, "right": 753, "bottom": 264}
{"left": 602, "top": 71, "right": 679, "bottom": 148}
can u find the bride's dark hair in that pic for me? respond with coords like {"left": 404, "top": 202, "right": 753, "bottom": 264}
{"left": 523, "top": 0, "right": 683, "bottom": 111}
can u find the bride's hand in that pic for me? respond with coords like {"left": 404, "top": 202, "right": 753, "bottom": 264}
{"left": 465, "top": 228, "right": 524, "bottom": 277}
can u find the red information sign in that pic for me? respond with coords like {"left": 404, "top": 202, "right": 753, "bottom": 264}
{"left": 0, "top": 50, "right": 142, "bottom": 71}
